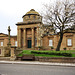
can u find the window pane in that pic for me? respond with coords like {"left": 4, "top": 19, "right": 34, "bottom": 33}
{"left": 15, "top": 41, "right": 17, "bottom": 46}
{"left": 49, "top": 40, "right": 53, "bottom": 46}
{"left": 35, "top": 38, "right": 37, "bottom": 47}
{"left": 1, "top": 42, "right": 3, "bottom": 46}
{"left": 67, "top": 39, "right": 72, "bottom": 46}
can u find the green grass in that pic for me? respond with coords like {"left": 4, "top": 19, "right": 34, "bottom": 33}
{"left": 18, "top": 50, "right": 32, "bottom": 56}
{"left": 18, "top": 50, "right": 75, "bottom": 57}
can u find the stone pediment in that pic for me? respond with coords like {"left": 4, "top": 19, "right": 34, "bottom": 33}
{"left": 0, "top": 33, "right": 8, "bottom": 37}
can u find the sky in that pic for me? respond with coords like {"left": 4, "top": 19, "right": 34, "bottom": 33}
{"left": 0, "top": 0, "right": 56, "bottom": 35}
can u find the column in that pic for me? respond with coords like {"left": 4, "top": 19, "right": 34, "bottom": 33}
{"left": 32, "top": 28, "right": 35, "bottom": 48}
{"left": 23, "top": 28, "right": 27, "bottom": 48}
{"left": 37, "top": 27, "right": 39, "bottom": 47}
{"left": 17, "top": 27, "right": 19, "bottom": 47}
{"left": 19, "top": 28, "right": 21, "bottom": 48}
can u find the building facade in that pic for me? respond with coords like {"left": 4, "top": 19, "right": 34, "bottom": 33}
{"left": 0, "top": 9, "right": 75, "bottom": 51}
{"left": 0, "top": 33, "right": 17, "bottom": 47}
{"left": 16, "top": 9, "right": 42, "bottom": 48}
{"left": 42, "top": 32, "right": 75, "bottom": 50}
{"left": 0, "top": 33, "right": 17, "bottom": 56}
{"left": 16, "top": 9, "right": 75, "bottom": 50}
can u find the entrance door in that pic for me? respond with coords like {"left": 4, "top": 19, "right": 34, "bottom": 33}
{"left": 0, "top": 49, "right": 1, "bottom": 54}
{"left": 28, "top": 40, "right": 32, "bottom": 48}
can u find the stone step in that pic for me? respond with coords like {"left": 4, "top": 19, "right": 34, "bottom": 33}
{"left": 23, "top": 48, "right": 37, "bottom": 50}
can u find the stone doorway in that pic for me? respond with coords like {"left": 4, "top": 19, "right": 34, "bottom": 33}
{"left": 27, "top": 40, "right": 32, "bottom": 48}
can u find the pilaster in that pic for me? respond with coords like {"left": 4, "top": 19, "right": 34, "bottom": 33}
{"left": 19, "top": 28, "right": 21, "bottom": 48}
{"left": 37, "top": 27, "right": 39, "bottom": 47}
{"left": 17, "top": 27, "right": 19, "bottom": 47}
{"left": 32, "top": 28, "right": 35, "bottom": 48}
{"left": 23, "top": 28, "right": 27, "bottom": 48}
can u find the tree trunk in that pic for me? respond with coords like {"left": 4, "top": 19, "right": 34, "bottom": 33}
{"left": 56, "top": 33, "right": 63, "bottom": 51}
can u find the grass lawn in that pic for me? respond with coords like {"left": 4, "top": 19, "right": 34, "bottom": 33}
{"left": 18, "top": 50, "right": 75, "bottom": 57}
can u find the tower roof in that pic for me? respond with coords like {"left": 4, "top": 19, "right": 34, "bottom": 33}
{"left": 22, "top": 9, "right": 40, "bottom": 18}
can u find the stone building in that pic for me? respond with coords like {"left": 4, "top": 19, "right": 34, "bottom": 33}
{"left": 42, "top": 32, "right": 75, "bottom": 50}
{"left": 16, "top": 9, "right": 42, "bottom": 48}
{"left": 0, "top": 33, "right": 17, "bottom": 47}
{"left": 0, "top": 9, "right": 75, "bottom": 51}
{"left": 16, "top": 9, "right": 75, "bottom": 50}
{"left": 0, "top": 33, "right": 17, "bottom": 56}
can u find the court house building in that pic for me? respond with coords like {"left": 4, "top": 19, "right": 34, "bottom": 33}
{"left": 16, "top": 9, "right": 42, "bottom": 48}
{"left": 0, "top": 9, "right": 75, "bottom": 51}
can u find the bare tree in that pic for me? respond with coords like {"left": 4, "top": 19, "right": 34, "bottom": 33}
{"left": 42, "top": 0, "right": 75, "bottom": 51}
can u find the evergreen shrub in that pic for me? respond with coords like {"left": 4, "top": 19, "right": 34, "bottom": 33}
{"left": 31, "top": 51, "right": 72, "bottom": 57}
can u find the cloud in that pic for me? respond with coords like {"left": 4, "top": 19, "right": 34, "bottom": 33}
{"left": 0, "top": 0, "right": 54, "bottom": 14}
{"left": 0, "top": 0, "right": 55, "bottom": 35}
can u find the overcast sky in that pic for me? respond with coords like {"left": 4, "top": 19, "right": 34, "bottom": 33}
{"left": 0, "top": 0, "right": 56, "bottom": 35}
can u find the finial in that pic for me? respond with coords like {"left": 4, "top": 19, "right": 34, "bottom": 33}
{"left": 8, "top": 26, "right": 11, "bottom": 31}
{"left": 30, "top": 9, "right": 35, "bottom": 11}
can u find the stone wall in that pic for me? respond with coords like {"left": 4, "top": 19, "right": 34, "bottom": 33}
{"left": 35, "top": 57, "right": 75, "bottom": 63}
{"left": 0, "top": 35, "right": 17, "bottom": 47}
{"left": 42, "top": 33, "right": 75, "bottom": 50}
{"left": 0, "top": 47, "right": 10, "bottom": 57}
{"left": 16, "top": 56, "right": 75, "bottom": 63}
{"left": 0, "top": 57, "right": 10, "bottom": 60}
{"left": 0, "top": 47, "right": 5, "bottom": 57}
{"left": 15, "top": 49, "right": 22, "bottom": 56}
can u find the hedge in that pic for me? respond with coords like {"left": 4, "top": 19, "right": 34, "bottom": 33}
{"left": 31, "top": 51, "right": 72, "bottom": 57}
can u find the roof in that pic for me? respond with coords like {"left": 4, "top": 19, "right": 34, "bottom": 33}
{"left": 22, "top": 9, "right": 40, "bottom": 18}
{"left": 0, "top": 33, "right": 8, "bottom": 37}
{"left": 0, "top": 33, "right": 17, "bottom": 37}
{"left": 16, "top": 21, "right": 42, "bottom": 25}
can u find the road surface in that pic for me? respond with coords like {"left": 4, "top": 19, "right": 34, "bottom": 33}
{"left": 0, "top": 64, "right": 75, "bottom": 75}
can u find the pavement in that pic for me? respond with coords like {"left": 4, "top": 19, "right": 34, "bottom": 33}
{"left": 0, "top": 60, "right": 75, "bottom": 67}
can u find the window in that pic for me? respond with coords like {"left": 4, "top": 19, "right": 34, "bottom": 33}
{"left": 29, "top": 15, "right": 30, "bottom": 18}
{"left": 34, "top": 16, "right": 36, "bottom": 19}
{"left": 1, "top": 42, "right": 3, "bottom": 46}
{"left": 35, "top": 38, "right": 37, "bottom": 47}
{"left": 49, "top": 40, "right": 53, "bottom": 46}
{"left": 67, "top": 39, "right": 72, "bottom": 46}
{"left": 15, "top": 41, "right": 17, "bottom": 46}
